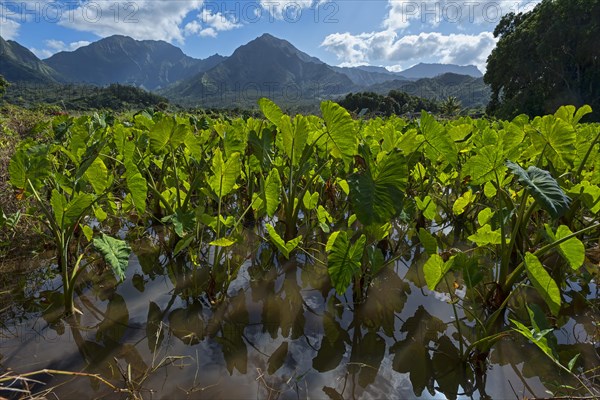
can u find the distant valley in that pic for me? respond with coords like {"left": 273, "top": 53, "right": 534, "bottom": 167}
{"left": 0, "top": 34, "right": 490, "bottom": 109}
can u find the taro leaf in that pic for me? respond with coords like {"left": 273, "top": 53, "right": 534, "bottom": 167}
{"left": 279, "top": 114, "right": 309, "bottom": 166}
{"left": 84, "top": 157, "right": 109, "bottom": 195}
{"left": 125, "top": 162, "right": 147, "bottom": 214}
{"left": 264, "top": 168, "right": 281, "bottom": 217}
{"left": 423, "top": 254, "right": 451, "bottom": 291}
{"left": 209, "top": 237, "right": 236, "bottom": 247}
{"left": 208, "top": 148, "right": 240, "bottom": 199}
{"left": 267, "top": 341, "right": 288, "bottom": 375}
{"left": 148, "top": 116, "right": 188, "bottom": 154}
{"left": 266, "top": 224, "right": 301, "bottom": 259}
{"left": 544, "top": 225, "right": 585, "bottom": 270}
{"left": 259, "top": 98, "right": 285, "bottom": 127}
{"left": 531, "top": 115, "right": 576, "bottom": 168}
{"left": 50, "top": 189, "right": 67, "bottom": 228}
{"left": 467, "top": 224, "right": 503, "bottom": 246}
{"left": 511, "top": 318, "right": 559, "bottom": 362}
{"left": 248, "top": 127, "right": 275, "bottom": 169}
{"left": 93, "top": 233, "right": 131, "bottom": 281}
{"left": 452, "top": 190, "right": 474, "bottom": 215}
{"left": 302, "top": 191, "right": 319, "bottom": 211}
{"left": 463, "top": 145, "right": 506, "bottom": 185}
{"left": 524, "top": 252, "right": 561, "bottom": 316}
{"left": 418, "top": 228, "right": 437, "bottom": 256}
{"left": 348, "top": 151, "right": 407, "bottom": 226}
{"left": 420, "top": 111, "right": 457, "bottom": 165}
{"left": 62, "top": 193, "right": 95, "bottom": 228}
{"left": 506, "top": 161, "right": 571, "bottom": 219}
{"left": 327, "top": 231, "right": 366, "bottom": 294}
{"left": 9, "top": 145, "right": 51, "bottom": 193}
{"left": 321, "top": 101, "right": 358, "bottom": 168}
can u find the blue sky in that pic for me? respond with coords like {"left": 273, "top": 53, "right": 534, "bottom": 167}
{"left": 1, "top": 0, "right": 541, "bottom": 71}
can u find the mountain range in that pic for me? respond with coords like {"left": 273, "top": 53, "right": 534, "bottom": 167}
{"left": 0, "top": 33, "right": 490, "bottom": 108}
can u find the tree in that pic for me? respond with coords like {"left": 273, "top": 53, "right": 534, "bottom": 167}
{"left": 440, "top": 96, "right": 462, "bottom": 116}
{"left": 485, "top": 0, "right": 600, "bottom": 121}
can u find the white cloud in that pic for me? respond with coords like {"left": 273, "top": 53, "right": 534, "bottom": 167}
{"left": 383, "top": 0, "right": 543, "bottom": 30}
{"left": 30, "top": 39, "right": 91, "bottom": 59}
{"left": 199, "top": 28, "right": 217, "bottom": 38}
{"left": 321, "top": 30, "right": 497, "bottom": 71}
{"left": 1, "top": 3, "right": 21, "bottom": 39}
{"left": 59, "top": 0, "right": 203, "bottom": 44}
{"left": 200, "top": 9, "right": 241, "bottom": 31}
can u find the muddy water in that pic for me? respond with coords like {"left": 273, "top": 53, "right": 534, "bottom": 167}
{"left": 0, "top": 237, "right": 597, "bottom": 399}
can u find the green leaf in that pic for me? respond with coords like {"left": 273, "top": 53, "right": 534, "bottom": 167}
{"left": 463, "top": 146, "right": 506, "bottom": 185}
{"left": 148, "top": 116, "right": 188, "bottom": 154}
{"left": 327, "top": 232, "right": 365, "bottom": 294}
{"left": 524, "top": 253, "right": 561, "bottom": 316}
{"left": 477, "top": 208, "right": 494, "bottom": 226}
{"left": 544, "top": 225, "right": 585, "bottom": 270}
{"left": 81, "top": 225, "right": 94, "bottom": 242}
{"left": 208, "top": 148, "right": 240, "bottom": 199}
{"left": 266, "top": 224, "right": 301, "bottom": 259}
{"left": 8, "top": 146, "right": 50, "bottom": 193}
{"left": 423, "top": 254, "right": 452, "bottom": 291}
{"left": 302, "top": 191, "right": 319, "bottom": 211}
{"left": 415, "top": 195, "right": 437, "bottom": 220}
{"left": 452, "top": 190, "right": 474, "bottom": 215}
{"left": 50, "top": 189, "right": 67, "bottom": 228}
{"left": 418, "top": 228, "right": 437, "bottom": 256}
{"left": 84, "top": 157, "right": 109, "bottom": 195}
{"left": 93, "top": 233, "right": 131, "bottom": 281}
{"left": 125, "top": 162, "right": 147, "bottom": 214}
{"left": 279, "top": 114, "right": 309, "bottom": 166}
{"left": 320, "top": 101, "right": 358, "bottom": 168}
{"left": 468, "top": 224, "right": 503, "bottom": 246}
{"left": 420, "top": 112, "right": 457, "bottom": 165}
{"left": 531, "top": 115, "right": 576, "bottom": 168}
{"left": 63, "top": 193, "right": 95, "bottom": 228}
{"left": 259, "top": 98, "right": 285, "bottom": 127}
{"left": 348, "top": 151, "right": 407, "bottom": 226}
{"left": 264, "top": 168, "right": 281, "bottom": 217}
{"left": 209, "top": 237, "right": 236, "bottom": 247}
{"left": 506, "top": 161, "right": 571, "bottom": 219}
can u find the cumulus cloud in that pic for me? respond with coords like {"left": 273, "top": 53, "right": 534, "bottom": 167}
{"left": 321, "top": 30, "right": 497, "bottom": 71}
{"left": 59, "top": 0, "right": 203, "bottom": 44}
{"left": 30, "top": 39, "right": 91, "bottom": 58}
{"left": 1, "top": 3, "right": 22, "bottom": 39}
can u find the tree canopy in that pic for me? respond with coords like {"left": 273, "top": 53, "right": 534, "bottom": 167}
{"left": 485, "top": 0, "right": 600, "bottom": 120}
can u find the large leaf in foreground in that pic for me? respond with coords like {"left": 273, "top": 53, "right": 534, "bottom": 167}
{"left": 93, "top": 233, "right": 132, "bottom": 281}
{"left": 524, "top": 252, "right": 561, "bottom": 316}
{"left": 208, "top": 148, "right": 240, "bottom": 199}
{"left": 544, "top": 225, "right": 585, "bottom": 270}
{"left": 506, "top": 161, "right": 571, "bottom": 218}
{"left": 321, "top": 101, "right": 358, "bottom": 167}
{"left": 327, "top": 231, "right": 366, "bottom": 294}
{"left": 348, "top": 151, "right": 407, "bottom": 226}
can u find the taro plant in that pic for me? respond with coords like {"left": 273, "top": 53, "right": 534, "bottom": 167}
{"left": 9, "top": 114, "right": 131, "bottom": 315}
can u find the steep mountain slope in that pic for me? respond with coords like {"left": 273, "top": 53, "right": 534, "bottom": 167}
{"left": 45, "top": 35, "right": 225, "bottom": 89}
{"left": 166, "top": 34, "right": 355, "bottom": 105}
{"left": 0, "top": 36, "right": 61, "bottom": 83}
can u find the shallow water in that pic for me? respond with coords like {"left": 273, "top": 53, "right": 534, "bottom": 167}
{"left": 0, "top": 235, "right": 598, "bottom": 399}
